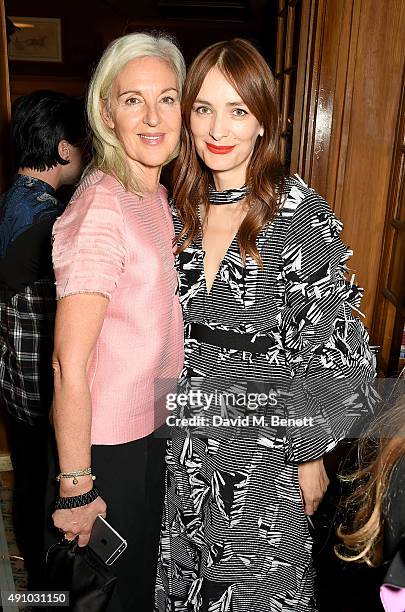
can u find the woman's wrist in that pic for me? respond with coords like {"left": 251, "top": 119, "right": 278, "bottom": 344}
{"left": 59, "top": 474, "right": 94, "bottom": 497}
{"left": 55, "top": 486, "right": 100, "bottom": 510}
{"left": 57, "top": 467, "right": 94, "bottom": 483}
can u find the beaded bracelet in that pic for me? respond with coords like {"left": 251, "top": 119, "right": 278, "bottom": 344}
{"left": 54, "top": 487, "right": 100, "bottom": 510}
{"left": 56, "top": 467, "right": 96, "bottom": 485}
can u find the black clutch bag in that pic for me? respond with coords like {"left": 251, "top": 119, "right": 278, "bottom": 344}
{"left": 46, "top": 538, "right": 117, "bottom": 611}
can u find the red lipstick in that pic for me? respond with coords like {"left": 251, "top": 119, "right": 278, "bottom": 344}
{"left": 206, "top": 143, "right": 235, "bottom": 155}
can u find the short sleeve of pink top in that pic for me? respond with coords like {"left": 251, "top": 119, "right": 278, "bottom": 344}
{"left": 52, "top": 170, "right": 184, "bottom": 445}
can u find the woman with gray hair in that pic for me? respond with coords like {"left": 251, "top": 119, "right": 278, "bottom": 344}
{"left": 48, "top": 32, "right": 185, "bottom": 610}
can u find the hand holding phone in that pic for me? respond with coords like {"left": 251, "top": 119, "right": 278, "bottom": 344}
{"left": 88, "top": 515, "right": 127, "bottom": 566}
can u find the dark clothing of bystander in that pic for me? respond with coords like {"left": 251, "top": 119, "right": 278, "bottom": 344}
{"left": 0, "top": 174, "right": 65, "bottom": 588}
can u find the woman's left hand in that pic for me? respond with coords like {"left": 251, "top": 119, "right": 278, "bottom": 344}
{"left": 298, "top": 457, "right": 329, "bottom": 515}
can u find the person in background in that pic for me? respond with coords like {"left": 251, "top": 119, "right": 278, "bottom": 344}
{"left": 0, "top": 90, "right": 87, "bottom": 588}
{"left": 49, "top": 32, "right": 185, "bottom": 611}
{"left": 337, "top": 391, "right": 405, "bottom": 610}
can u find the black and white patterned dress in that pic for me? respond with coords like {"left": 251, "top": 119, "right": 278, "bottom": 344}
{"left": 155, "top": 175, "right": 376, "bottom": 612}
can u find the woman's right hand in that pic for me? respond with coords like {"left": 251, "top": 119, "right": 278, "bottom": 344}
{"left": 298, "top": 457, "right": 329, "bottom": 515}
{"left": 51, "top": 294, "right": 110, "bottom": 547}
{"left": 52, "top": 494, "right": 107, "bottom": 547}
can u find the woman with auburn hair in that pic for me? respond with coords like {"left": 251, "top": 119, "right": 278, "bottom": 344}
{"left": 48, "top": 32, "right": 185, "bottom": 611}
{"left": 155, "top": 39, "right": 376, "bottom": 611}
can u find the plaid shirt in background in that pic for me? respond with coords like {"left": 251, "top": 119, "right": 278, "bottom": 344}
{"left": 0, "top": 280, "right": 56, "bottom": 424}
{"left": 0, "top": 175, "right": 64, "bottom": 424}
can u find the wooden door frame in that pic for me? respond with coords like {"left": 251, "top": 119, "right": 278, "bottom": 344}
{"left": 370, "top": 68, "right": 405, "bottom": 375}
{"left": 0, "top": 0, "right": 11, "bottom": 459}
{"left": 290, "top": 0, "right": 361, "bottom": 213}
{"left": 290, "top": 0, "right": 405, "bottom": 329}
{"left": 0, "top": 0, "right": 11, "bottom": 193}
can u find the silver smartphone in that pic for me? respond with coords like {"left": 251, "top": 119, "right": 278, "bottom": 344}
{"left": 88, "top": 515, "right": 127, "bottom": 566}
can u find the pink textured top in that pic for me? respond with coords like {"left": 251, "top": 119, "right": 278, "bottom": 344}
{"left": 52, "top": 170, "right": 184, "bottom": 445}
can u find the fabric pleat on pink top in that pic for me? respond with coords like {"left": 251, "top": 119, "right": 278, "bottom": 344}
{"left": 52, "top": 170, "right": 184, "bottom": 444}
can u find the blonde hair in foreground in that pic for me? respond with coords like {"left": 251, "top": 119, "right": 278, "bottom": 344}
{"left": 87, "top": 32, "right": 186, "bottom": 193}
{"left": 336, "top": 391, "right": 405, "bottom": 566}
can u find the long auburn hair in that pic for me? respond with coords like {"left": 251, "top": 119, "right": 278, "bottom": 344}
{"left": 174, "top": 38, "right": 285, "bottom": 265}
{"left": 337, "top": 391, "right": 405, "bottom": 566}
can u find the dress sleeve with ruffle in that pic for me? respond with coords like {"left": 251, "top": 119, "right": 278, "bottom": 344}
{"left": 278, "top": 185, "right": 377, "bottom": 463}
{"left": 52, "top": 182, "right": 126, "bottom": 301}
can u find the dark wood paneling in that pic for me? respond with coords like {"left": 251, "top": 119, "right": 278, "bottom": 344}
{"left": 0, "top": 0, "right": 11, "bottom": 193}
{"left": 372, "top": 71, "right": 405, "bottom": 374}
{"left": 6, "top": 0, "right": 127, "bottom": 79}
{"left": 10, "top": 74, "right": 88, "bottom": 102}
{"left": 291, "top": 0, "right": 405, "bottom": 327}
{"left": 0, "top": 1, "right": 11, "bottom": 455}
{"left": 6, "top": 0, "right": 279, "bottom": 76}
